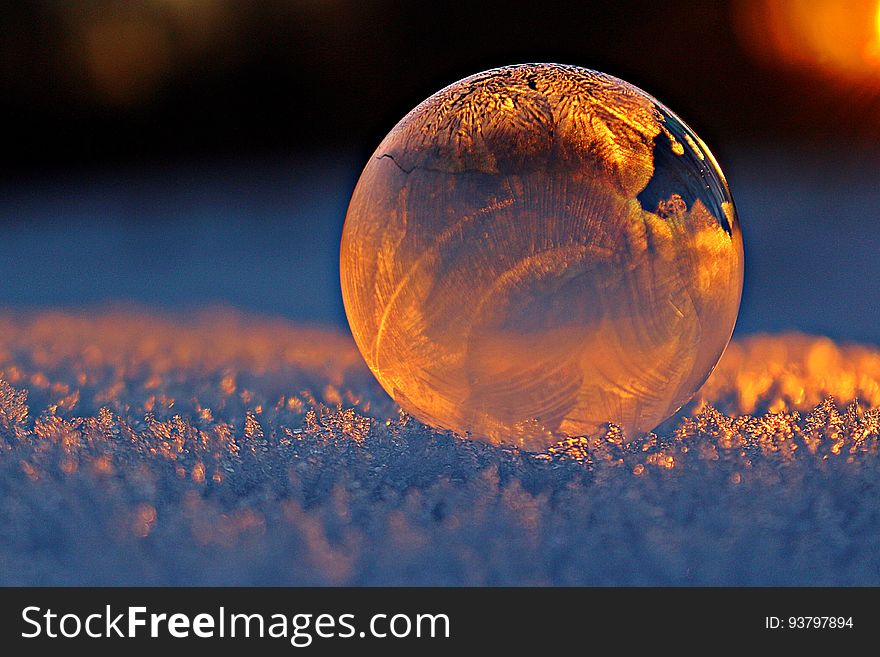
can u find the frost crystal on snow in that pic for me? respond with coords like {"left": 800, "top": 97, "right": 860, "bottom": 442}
{"left": 0, "top": 310, "right": 879, "bottom": 585}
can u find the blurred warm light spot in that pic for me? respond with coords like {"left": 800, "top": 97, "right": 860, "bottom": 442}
{"left": 133, "top": 503, "right": 158, "bottom": 538}
{"left": 58, "top": 0, "right": 232, "bottom": 106}
{"left": 735, "top": 0, "right": 880, "bottom": 82}
{"left": 81, "top": 15, "right": 173, "bottom": 105}
{"left": 20, "top": 460, "right": 39, "bottom": 482}
{"left": 40, "top": 0, "right": 361, "bottom": 107}
{"left": 698, "top": 333, "right": 880, "bottom": 414}
{"left": 877, "top": 0, "right": 880, "bottom": 42}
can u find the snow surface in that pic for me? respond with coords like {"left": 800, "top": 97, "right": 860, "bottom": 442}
{"left": 1, "top": 309, "right": 879, "bottom": 585}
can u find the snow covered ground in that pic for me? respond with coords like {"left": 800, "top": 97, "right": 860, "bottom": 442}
{"left": 1, "top": 310, "right": 878, "bottom": 585}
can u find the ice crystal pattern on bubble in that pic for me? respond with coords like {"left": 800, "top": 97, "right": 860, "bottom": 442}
{"left": 341, "top": 64, "right": 744, "bottom": 449}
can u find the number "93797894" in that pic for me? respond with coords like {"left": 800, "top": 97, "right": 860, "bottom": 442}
{"left": 765, "top": 617, "right": 854, "bottom": 629}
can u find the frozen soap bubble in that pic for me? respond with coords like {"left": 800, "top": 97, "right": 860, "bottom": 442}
{"left": 341, "top": 64, "right": 743, "bottom": 450}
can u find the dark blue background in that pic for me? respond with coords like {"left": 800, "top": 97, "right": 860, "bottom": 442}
{"left": 1, "top": 146, "right": 877, "bottom": 344}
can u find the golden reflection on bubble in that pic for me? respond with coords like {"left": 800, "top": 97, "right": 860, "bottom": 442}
{"left": 340, "top": 64, "right": 744, "bottom": 450}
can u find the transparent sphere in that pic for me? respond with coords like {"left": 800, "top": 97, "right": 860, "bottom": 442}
{"left": 341, "top": 64, "right": 743, "bottom": 450}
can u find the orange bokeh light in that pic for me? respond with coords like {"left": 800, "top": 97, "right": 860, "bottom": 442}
{"left": 735, "top": 0, "right": 880, "bottom": 82}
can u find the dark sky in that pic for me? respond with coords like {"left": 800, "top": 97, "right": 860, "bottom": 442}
{"left": 3, "top": 0, "right": 879, "bottom": 180}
